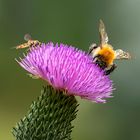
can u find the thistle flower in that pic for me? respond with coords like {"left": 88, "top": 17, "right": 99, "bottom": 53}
{"left": 16, "top": 42, "right": 113, "bottom": 103}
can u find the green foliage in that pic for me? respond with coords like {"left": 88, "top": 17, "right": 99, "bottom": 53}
{"left": 12, "top": 86, "right": 78, "bottom": 140}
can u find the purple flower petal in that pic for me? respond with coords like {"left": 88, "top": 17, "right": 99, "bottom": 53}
{"left": 16, "top": 42, "right": 114, "bottom": 103}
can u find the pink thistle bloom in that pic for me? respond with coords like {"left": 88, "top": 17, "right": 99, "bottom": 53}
{"left": 16, "top": 42, "right": 113, "bottom": 103}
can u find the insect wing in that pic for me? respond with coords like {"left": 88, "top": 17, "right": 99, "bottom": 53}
{"left": 24, "top": 34, "right": 32, "bottom": 41}
{"left": 99, "top": 19, "right": 109, "bottom": 45}
{"left": 115, "top": 49, "right": 131, "bottom": 60}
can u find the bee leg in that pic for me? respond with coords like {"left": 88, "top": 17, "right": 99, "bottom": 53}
{"left": 88, "top": 43, "right": 97, "bottom": 54}
{"left": 105, "top": 64, "right": 117, "bottom": 75}
{"left": 93, "top": 55, "right": 107, "bottom": 69}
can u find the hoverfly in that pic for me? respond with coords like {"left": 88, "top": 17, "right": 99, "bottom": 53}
{"left": 15, "top": 34, "right": 41, "bottom": 49}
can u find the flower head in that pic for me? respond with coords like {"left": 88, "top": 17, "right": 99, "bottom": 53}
{"left": 16, "top": 42, "right": 113, "bottom": 103}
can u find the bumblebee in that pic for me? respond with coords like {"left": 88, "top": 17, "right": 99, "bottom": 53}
{"left": 88, "top": 20, "right": 131, "bottom": 75}
{"left": 15, "top": 34, "right": 41, "bottom": 49}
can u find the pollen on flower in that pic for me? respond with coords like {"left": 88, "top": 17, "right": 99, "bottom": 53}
{"left": 16, "top": 42, "right": 114, "bottom": 103}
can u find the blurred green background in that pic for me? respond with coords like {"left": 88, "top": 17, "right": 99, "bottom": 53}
{"left": 0, "top": 0, "right": 139, "bottom": 140}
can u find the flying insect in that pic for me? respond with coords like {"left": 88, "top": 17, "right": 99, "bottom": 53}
{"left": 88, "top": 20, "right": 131, "bottom": 75}
{"left": 15, "top": 34, "right": 41, "bottom": 49}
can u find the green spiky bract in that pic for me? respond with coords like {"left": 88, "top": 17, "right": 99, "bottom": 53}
{"left": 12, "top": 85, "right": 78, "bottom": 140}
